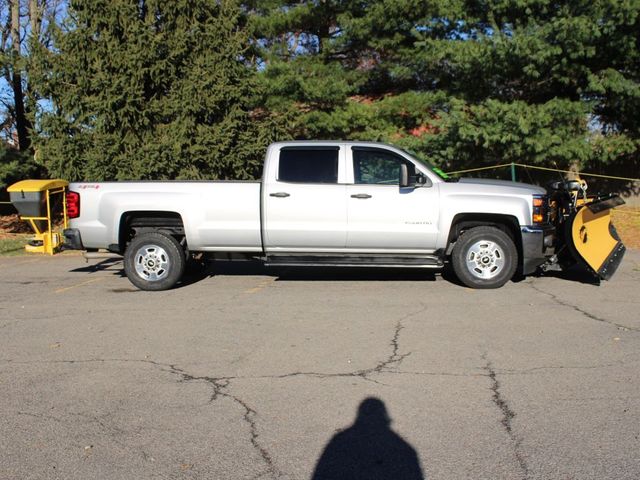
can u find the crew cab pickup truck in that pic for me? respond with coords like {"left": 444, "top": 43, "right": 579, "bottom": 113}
{"left": 63, "top": 141, "right": 625, "bottom": 290}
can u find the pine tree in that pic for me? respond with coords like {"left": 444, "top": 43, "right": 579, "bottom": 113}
{"left": 248, "top": 1, "right": 639, "bottom": 182}
{"left": 30, "top": 0, "right": 282, "bottom": 181}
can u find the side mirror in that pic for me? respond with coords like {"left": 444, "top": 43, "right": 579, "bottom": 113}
{"left": 400, "top": 164, "right": 415, "bottom": 188}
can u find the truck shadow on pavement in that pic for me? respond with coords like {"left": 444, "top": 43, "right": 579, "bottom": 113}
{"left": 311, "top": 397, "right": 425, "bottom": 480}
{"left": 70, "top": 258, "right": 443, "bottom": 287}
{"left": 533, "top": 264, "right": 601, "bottom": 285}
{"left": 206, "top": 260, "right": 442, "bottom": 283}
{"left": 70, "top": 258, "right": 126, "bottom": 276}
{"left": 68, "top": 257, "right": 600, "bottom": 288}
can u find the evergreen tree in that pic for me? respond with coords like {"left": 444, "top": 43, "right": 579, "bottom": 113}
{"left": 248, "top": 1, "right": 639, "bottom": 182}
{"left": 0, "top": 0, "right": 61, "bottom": 151}
{"left": 30, "top": 0, "right": 283, "bottom": 181}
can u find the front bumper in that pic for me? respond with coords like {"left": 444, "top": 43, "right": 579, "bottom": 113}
{"left": 521, "top": 225, "right": 554, "bottom": 275}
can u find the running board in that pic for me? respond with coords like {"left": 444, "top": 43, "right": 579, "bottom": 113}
{"left": 265, "top": 254, "right": 444, "bottom": 268}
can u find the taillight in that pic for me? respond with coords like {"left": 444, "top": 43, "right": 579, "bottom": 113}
{"left": 532, "top": 195, "right": 547, "bottom": 224}
{"left": 66, "top": 191, "right": 80, "bottom": 219}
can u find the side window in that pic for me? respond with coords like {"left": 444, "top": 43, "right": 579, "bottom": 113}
{"left": 278, "top": 148, "right": 339, "bottom": 184}
{"left": 353, "top": 148, "right": 411, "bottom": 185}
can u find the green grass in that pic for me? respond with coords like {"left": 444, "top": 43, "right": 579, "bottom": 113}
{"left": 0, "top": 235, "right": 30, "bottom": 256}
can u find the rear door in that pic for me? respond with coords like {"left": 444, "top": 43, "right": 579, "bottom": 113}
{"left": 263, "top": 145, "right": 348, "bottom": 251}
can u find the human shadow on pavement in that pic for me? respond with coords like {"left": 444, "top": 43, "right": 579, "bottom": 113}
{"left": 311, "top": 397, "right": 425, "bottom": 480}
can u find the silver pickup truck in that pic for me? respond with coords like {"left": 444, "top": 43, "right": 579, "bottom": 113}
{"left": 63, "top": 141, "right": 625, "bottom": 290}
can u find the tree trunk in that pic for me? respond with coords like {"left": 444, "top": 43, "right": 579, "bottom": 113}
{"left": 11, "top": 0, "right": 32, "bottom": 151}
{"left": 29, "top": 0, "right": 42, "bottom": 38}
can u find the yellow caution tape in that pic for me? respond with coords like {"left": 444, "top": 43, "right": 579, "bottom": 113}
{"left": 515, "top": 164, "right": 639, "bottom": 182}
{"left": 446, "top": 163, "right": 639, "bottom": 182}
{"left": 446, "top": 164, "right": 514, "bottom": 175}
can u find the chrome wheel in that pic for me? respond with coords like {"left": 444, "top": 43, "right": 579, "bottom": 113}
{"left": 134, "top": 244, "right": 170, "bottom": 281}
{"left": 452, "top": 226, "right": 517, "bottom": 289}
{"left": 465, "top": 240, "right": 505, "bottom": 279}
{"left": 124, "top": 232, "right": 185, "bottom": 291}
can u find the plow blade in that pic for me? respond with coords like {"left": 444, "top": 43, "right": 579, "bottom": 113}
{"left": 567, "top": 195, "right": 626, "bottom": 280}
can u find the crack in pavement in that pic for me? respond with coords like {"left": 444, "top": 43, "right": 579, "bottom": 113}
{"left": 3, "top": 356, "right": 632, "bottom": 378}
{"left": 236, "top": 397, "right": 279, "bottom": 480}
{"left": 373, "top": 320, "right": 411, "bottom": 372}
{"left": 166, "top": 364, "right": 280, "bottom": 479}
{"left": 59, "top": 360, "right": 279, "bottom": 477}
{"left": 7, "top": 346, "right": 633, "bottom": 479}
{"left": 17, "top": 410, "right": 66, "bottom": 424}
{"left": 528, "top": 282, "right": 639, "bottom": 333}
{"left": 496, "top": 359, "right": 640, "bottom": 375}
{"left": 272, "top": 319, "right": 412, "bottom": 386}
{"left": 0, "top": 309, "right": 423, "bottom": 478}
{"left": 483, "top": 355, "right": 529, "bottom": 480}
{"left": 157, "top": 311, "right": 421, "bottom": 477}
{"left": 254, "top": 305, "right": 428, "bottom": 384}
{"left": 0, "top": 358, "right": 467, "bottom": 380}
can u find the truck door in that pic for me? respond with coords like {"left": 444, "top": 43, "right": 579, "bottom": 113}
{"left": 346, "top": 147, "right": 440, "bottom": 252}
{"left": 263, "top": 145, "right": 348, "bottom": 251}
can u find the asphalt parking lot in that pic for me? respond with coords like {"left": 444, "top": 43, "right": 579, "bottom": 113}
{"left": 1, "top": 251, "right": 639, "bottom": 480}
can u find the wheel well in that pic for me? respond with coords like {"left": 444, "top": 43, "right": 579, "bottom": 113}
{"left": 118, "top": 211, "right": 185, "bottom": 253}
{"left": 447, "top": 213, "right": 523, "bottom": 270}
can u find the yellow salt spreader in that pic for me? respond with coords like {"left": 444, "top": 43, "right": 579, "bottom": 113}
{"left": 7, "top": 179, "right": 69, "bottom": 255}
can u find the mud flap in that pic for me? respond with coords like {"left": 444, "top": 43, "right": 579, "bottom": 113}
{"left": 566, "top": 195, "right": 626, "bottom": 280}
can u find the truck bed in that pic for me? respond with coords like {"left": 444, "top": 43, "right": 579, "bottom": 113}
{"left": 69, "top": 181, "right": 263, "bottom": 252}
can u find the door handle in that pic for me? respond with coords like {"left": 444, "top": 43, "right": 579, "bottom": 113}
{"left": 270, "top": 192, "right": 290, "bottom": 198}
{"left": 350, "top": 193, "right": 372, "bottom": 199}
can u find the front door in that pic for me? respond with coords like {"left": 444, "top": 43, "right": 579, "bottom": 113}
{"left": 346, "top": 147, "right": 440, "bottom": 252}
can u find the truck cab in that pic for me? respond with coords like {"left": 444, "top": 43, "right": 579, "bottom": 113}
{"left": 262, "top": 142, "right": 442, "bottom": 257}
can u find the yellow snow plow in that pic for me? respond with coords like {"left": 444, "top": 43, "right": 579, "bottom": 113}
{"left": 548, "top": 179, "right": 626, "bottom": 280}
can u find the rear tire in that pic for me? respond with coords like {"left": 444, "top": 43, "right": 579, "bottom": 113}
{"left": 124, "top": 232, "right": 185, "bottom": 291}
{"left": 451, "top": 226, "right": 517, "bottom": 289}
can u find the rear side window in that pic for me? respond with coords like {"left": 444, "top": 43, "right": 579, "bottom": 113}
{"left": 278, "top": 148, "right": 339, "bottom": 184}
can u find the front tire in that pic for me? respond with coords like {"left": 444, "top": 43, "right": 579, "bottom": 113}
{"left": 451, "top": 226, "right": 518, "bottom": 289}
{"left": 124, "top": 232, "right": 186, "bottom": 291}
